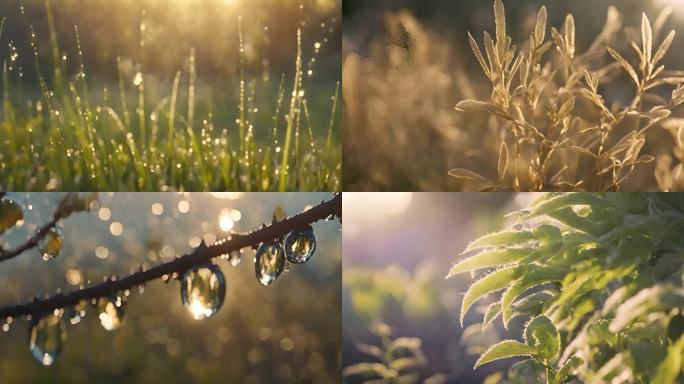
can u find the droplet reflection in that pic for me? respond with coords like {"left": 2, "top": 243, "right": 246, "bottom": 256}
{"left": 255, "top": 242, "right": 285, "bottom": 286}
{"left": 181, "top": 263, "right": 226, "bottom": 320}
{"left": 38, "top": 227, "right": 63, "bottom": 261}
{"left": 98, "top": 296, "right": 125, "bottom": 331}
{"left": 284, "top": 227, "right": 316, "bottom": 264}
{"left": 29, "top": 313, "right": 66, "bottom": 366}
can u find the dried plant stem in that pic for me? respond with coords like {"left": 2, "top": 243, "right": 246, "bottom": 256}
{"left": 0, "top": 193, "right": 341, "bottom": 319}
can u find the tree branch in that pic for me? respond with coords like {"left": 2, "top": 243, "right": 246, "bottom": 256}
{"left": 0, "top": 193, "right": 341, "bottom": 319}
{"left": 0, "top": 192, "right": 95, "bottom": 263}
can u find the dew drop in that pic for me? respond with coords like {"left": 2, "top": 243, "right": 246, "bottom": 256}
{"left": 98, "top": 296, "right": 125, "bottom": 331}
{"left": 284, "top": 227, "right": 316, "bottom": 264}
{"left": 29, "top": 313, "right": 66, "bottom": 366}
{"left": 181, "top": 263, "right": 226, "bottom": 320}
{"left": 229, "top": 250, "right": 242, "bottom": 266}
{"left": 255, "top": 242, "right": 285, "bottom": 286}
{"left": 38, "top": 227, "right": 63, "bottom": 261}
{"left": 0, "top": 197, "right": 24, "bottom": 232}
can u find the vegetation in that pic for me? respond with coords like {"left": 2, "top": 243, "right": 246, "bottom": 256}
{"left": 0, "top": 0, "right": 340, "bottom": 191}
{"left": 452, "top": 193, "right": 684, "bottom": 383}
{"left": 343, "top": 0, "right": 684, "bottom": 191}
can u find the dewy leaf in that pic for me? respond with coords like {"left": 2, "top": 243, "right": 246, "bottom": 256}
{"left": 494, "top": 0, "right": 506, "bottom": 59}
{"left": 468, "top": 32, "right": 491, "bottom": 78}
{"left": 447, "top": 248, "right": 528, "bottom": 278}
{"left": 653, "top": 30, "right": 675, "bottom": 66}
{"left": 642, "top": 12, "right": 653, "bottom": 65}
{"left": 564, "top": 14, "right": 576, "bottom": 58}
{"left": 607, "top": 47, "right": 641, "bottom": 87}
{"left": 464, "top": 230, "right": 537, "bottom": 252}
{"left": 461, "top": 267, "right": 517, "bottom": 325}
{"left": 527, "top": 193, "right": 605, "bottom": 218}
{"left": 448, "top": 168, "right": 490, "bottom": 183}
{"left": 502, "top": 265, "right": 567, "bottom": 326}
{"left": 524, "top": 315, "right": 560, "bottom": 363}
{"left": 552, "top": 356, "right": 583, "bottom": 384}
{"left": 534, "top": 6, "right": 547, "bottom": 47}
{"left": 474, "top": 340, "right": 535, "bottom": 368}
{"left": 497, "top": 141, "right": 508, "bottom": 184}
{"left": 483, "top": 302, "right": 502, "bottom": 329}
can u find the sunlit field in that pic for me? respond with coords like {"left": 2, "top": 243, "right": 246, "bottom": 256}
{"left": 343, "top": 0, "right": 684, "bottom": 191}
{"left": 0, "top": 0, "right": 340, "bottom": 191}
{"left": 0, "top": 192, "right": 341, "bottom": 382}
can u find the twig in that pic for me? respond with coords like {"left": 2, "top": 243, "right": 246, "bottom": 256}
{"left": 0, "top": 193, "right": 93, "bottom": 263}
{"left": 0, "top": 193, "right": 341, "bottom": 319}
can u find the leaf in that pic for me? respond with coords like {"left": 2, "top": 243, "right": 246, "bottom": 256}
{"left": 552, "top": 356, "right": 583, "bottom": 384}
{"left": 502, "top": 265, "right": 568, "bottom": 326}
{"left": 468, "top": 32, "right": 491, "bottom": 78}
{"left": 653, "top": 30, "right": 675, "bottom": 65}
{"left": 652, "top": 336, "right": 684, "bottom": 384}
{"left": 497, "top": 142, "right": 508, "bottom": 184}
{"left": 526, "top": 193, "right": 605, "bottom": 218}
{"left": 534, "top": 7, "right": 547, "bottom": 47}
{"left": 461, "top": 267, "right": 517, "bottom": 325}
{"left": 483, "top": 302, "right": 502, "bottom": 329}
{"left": 642, "top": 12, "right": 653, "bottom": 65}
{"left": 607, "top": 47, "right": 640, "bottom": 87}
{"left": 455, "top": 99, "right": 503, "bottom": 115}
{"left": 448, "top": 168, "right": 490, "bottom": 183}
{"left": 342, "top": 363, "right": 393, "bottom": 379}
{"left": 564, "top": 14, "right": 576, "bottom": 58}
{"left": 524, "top": 315, "right": 560, "bottom": 363}
{"left": 447, "top": 248, "right": 528, "bottom": 278}
{"left": 474, "top": 340, "right": 535, "bottom": 368}
{"left": 465, "top": 230, "right": 537, "bottom": 252}
{"left": 494, "top": 0, "right": 506, "bottom": 58}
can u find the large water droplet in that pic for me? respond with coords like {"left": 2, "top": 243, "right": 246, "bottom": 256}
{"left": 255, "top": 242, "right": 285, "bottom": 286}
{"left": 0, "top": 198, "right": 23, "bottom": 233}
{"left": 181, "top": 263, "right": 226, "bottom": 320}
{"left": 38, "top": 228, "right": 63, "bottom": 261}
{"left": 284, "top": 227, "right": 316, "bottom": 264}
{"left": 98, "top": 296, "right": 125, "bottom": 331}
{"left": 29, "top": 313, "right": 66, "bottom": 366}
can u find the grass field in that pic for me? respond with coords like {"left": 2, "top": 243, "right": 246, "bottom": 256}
{"left": 0, "top": 0, "right": 340, "bottom": 191}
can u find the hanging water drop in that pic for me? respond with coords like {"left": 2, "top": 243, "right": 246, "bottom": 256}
{"left": 284, "top": 227, "right": 316, "bottom": 264}
{"left": 29, "top": 313, "right": 66, "bottom": 366}
{"left": 255, "top": 242, "right": 285, "bottom": 286}
{"left": 38, "top": 227, "right": 63, "bottom": 261}
{"left": 0, "top": 197, "right": 23, "bottom": 233}
{"left": 229, "top": 250, "right": 242, "bottom": 266}
{"left": 98, "top": 296, "right": 125, "bottom": 331}
{"left": 181, "top": 263, "right": 226, "bottom": 320}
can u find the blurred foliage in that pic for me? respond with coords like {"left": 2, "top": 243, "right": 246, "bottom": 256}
{"left": 0, "top": 192, "right": 341, "bottom": 383}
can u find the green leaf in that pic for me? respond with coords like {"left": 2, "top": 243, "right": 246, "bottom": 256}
{"left": 552, "top": 356, "right": 583, "bottom": 384}
{"left": 526, "top": 193, "right": 605, "bottom": 218}
{"left": 653, "top": 336, "right": 684, "bottom": 384}
{"left": 474, "top": 340, "right": 535, "bottom": 368}
{"left": 502, "top": 265, "right": 567, "bottom": 326}
{"left": 524, "top": 315, "right": 560, "bottom": 363}
{"left": 447, "top": 248, "right": 528, "bottom": 277}
{"left": 465, "top": 230, "right": 536, "bottom": 252}
{"left": 461, "top": 267, "right": 518, "bottom": 325}
{"left": 342, "top": 363, "right": 394, "bottom": 379}
{"left": 483, "top": 302, "right": 502, "bottom": 329}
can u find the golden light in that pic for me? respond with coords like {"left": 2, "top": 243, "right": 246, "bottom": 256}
{"left": 219, "top": 209, "right": 234, "bottom": 232}
{"left": 188, "top": 298, "right": 214, "bottom": 319}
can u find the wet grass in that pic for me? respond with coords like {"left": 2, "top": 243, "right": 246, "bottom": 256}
{"left": 0, "top": 1, "right": 340, "bottom": 191}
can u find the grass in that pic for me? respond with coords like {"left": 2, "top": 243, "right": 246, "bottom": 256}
{"left": 0, "top": 0, "right": 340, "bottom": 191}
{"left": 343, "top": 1, "right": 684, "bottom": 192}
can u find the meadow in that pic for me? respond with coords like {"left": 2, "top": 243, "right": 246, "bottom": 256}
{"left": 343, "top": 0, "right": 684, "bottom": 191}
{"left": 0, "top": 0, "right": 341, "bottom": 191}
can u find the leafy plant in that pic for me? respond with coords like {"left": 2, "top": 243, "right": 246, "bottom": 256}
{"left": 343, "top": 322, "right": 445, "bottom": 384}
{"left": 450, "top": 193, "right": 684, "bottom": 383}
{"left": 452, "top": 1, "right": 684, "bottom": 191}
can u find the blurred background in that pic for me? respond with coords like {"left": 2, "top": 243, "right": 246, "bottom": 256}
{"left": 342, "top": 193, "right": 537, "bottom": 384}
{"left": 0, "top": 192, "right": 341, "bottom": 383}
{"left": 343, "top": 0, "right": 684, "bottom": 191}
{"left": 0, "top": 0, "right": 340, "bottom": 134}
